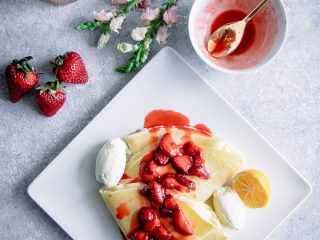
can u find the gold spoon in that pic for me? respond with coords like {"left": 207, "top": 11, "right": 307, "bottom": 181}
{"left": 207, "top": 0, "right": 270, "bottom": 58}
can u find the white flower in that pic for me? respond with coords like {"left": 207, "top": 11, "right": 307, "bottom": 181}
{"left": 93, "top": 10, "right": 114, "bottom": 21}
{"left": 110, "top": 16, "right": 126, "bottom": 33}
{"left": 141, "top": 8, "right": 160, "bottom": 23}
{"left": 112, "top": 0, "right": 129, "bottom": 5}
{"left": 163, "top": 5, "right": 179, "bottom": 27}
{"left": 117, "top": 42, "right": 138, "bottom": 53}
{"left": 131, "top": 27, "right": 148, "bottom": 41}
{"left": 156, "top": 25, "right": 169, "bottom": 44}
{"left": 97, "top": 33, "right": 110, "bottom": 48}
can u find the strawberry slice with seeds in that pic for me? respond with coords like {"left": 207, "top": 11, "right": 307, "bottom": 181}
{"left": 144, "top": 217, "right": 161, "bottom": 233}
{"left": 184, "top": 141, "right": 203, "bottom": 156}
{"left": 154, "top": 149, "right": 170, "bottom": 166}
{"left": 159, "top": 207, "right": 173, "bottom": 217}
{"left": 193, "top": 155, "right": 205, "bottom": 165}
{"left": 129, "top": 229, "right": 149, "bottom": 240}
{"left": 140, "top": 162, "right": 159, "bottom": 183}
{"left": 163, "top": 196, "right": 179, "bottom": 210}
{"left": 189, "top": 164, "right": 210, "bottom": 179}
{"left": 148, "top": 181, "right": 166, "bottom": 205}
{"left": 139, "top": 207, "right": 156, "bottom": 223}
{"left": 146, "top": 160, "right": 158, "bottom": 172}
{"left": 140, "top": 171, "right": 159, "bottom": 183}
{"left": 171, "top": 156, "right": 193, "bottom": 174}
{"left": 172, "top": 209, "right": 194, "bottom": 235}
{"left": 152, "top": 225, "right": 172, "bottom": 240}
{"left": 161, "top": 174, "right": 190, "bottom": 192}
{"left": 159, "top": 134, "right": 182, "bottom": 157}
{"left": 176, "top": 174, "right": 196, "bottom": 190}
{"left": 139, "top": 208, "right": 160, "bottom": 233}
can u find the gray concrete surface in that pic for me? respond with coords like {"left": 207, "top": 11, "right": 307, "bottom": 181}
{"left": 0, "top": 0, "right": 319, "bottom": 239}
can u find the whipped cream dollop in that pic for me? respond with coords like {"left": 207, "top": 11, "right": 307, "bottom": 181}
{"left": 213, "top": 187, "right": 246, "bottom": 230}
{"left": 95, "top": 138, "right": 128, "bottom": 188}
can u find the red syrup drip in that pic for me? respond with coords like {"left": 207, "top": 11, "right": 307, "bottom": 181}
{"left": 116, "top": 202, "right": 131, "bottom": 220}
{"left": 127, "top": 133, "right": 210, "bottom": 240}
{"left": 144, "top": 110, "right": 190, "bottom": 128}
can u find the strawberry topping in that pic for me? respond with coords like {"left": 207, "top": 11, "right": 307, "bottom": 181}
{"left": 171, "top": 156, "right": 193, "bottom": 174}
{"left": 189, "top": 164, "right": 210, "bottom": 179}
{"left": 175, "top": 174, "right": 196, "bottom": 190}
{"left": 161, "top": 174, "right": 190, "bottom": 192}
{"left": 163, "top": 196, "right": 179, "bottom": 210}
{"left": 172, "top": 209, "right": 194, "bottom": 235}
{"left": 131, "top": 134, "right": 211, "bottom": 239}
{"left": 159, "top": 134, "right": 182, "bottom": 157}
{"left": 129, "top": 229, "right": 150, "bottom": 240}
{"left": 154, "top": 149, "right": 170, "bottom": 166}
{"left": 152, "top": 225, "right": 172, "bottom": 240}
{"left": 184, "top": 141, "right": 203, "bottom": 156}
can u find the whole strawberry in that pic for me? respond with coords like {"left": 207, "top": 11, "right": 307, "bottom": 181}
{"left": 36, "top": 80, "right": 66, "bottom": 117}
{"left": 50, "top": 51, "right": 88, "bottom": 84}
{"left": 5, "top": 56, "right": 39, "bottom": 103}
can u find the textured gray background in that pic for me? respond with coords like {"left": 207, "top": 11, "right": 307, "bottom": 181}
{"left": 0, "top": 0, "right": 319, "bottom": 239}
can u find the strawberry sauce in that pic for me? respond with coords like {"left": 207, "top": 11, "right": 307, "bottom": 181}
{"left": 117, "top": 202, "right": 131, "bottom": 220}
{"left": 144, "top": 110, "right": 190, "bottom": 128}
{"left": 128, "top": 133, "right": 210, "bottom": 239}
{"left": 193, "top": 124, "right": 212, "bottom": 135}
{"left": 127, "top": 110, "right": 212, "bottom": 239}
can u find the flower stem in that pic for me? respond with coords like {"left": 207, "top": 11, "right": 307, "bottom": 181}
{"left": 117, "top": 0, "right": 178, "bottom": 73}
{"left": 74, "top": 0, "right": 138, "bottom": 32}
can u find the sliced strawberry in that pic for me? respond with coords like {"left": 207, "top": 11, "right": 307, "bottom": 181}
{"left": 171, "top": 156, "right": 193, "bottom": 174}
{"left": 163, "top": 196, "right": 179, "bottom": 210}
{"left": 146, "top": 160, "right": 158, "bottom": 172}
{"left": 175, "top": 175, "right": 196, "bottom": 190}
{"left": 152, "top": 225, "right": 172, "bottom": 240}
{"left": 140, "top": 171, "right": 159, "bottom": 183}
{"left": 160, "top": 174, "right": 189, "bottom": 192}
{"left": 140, "top": 162, "right": 159, "bottom": 183}
{"left": 159, "top": 207, "right": 173, "bottom": 217}
{"left": 189, "top": 164, "right": 210, "bottom": 179}
{"left": 154, "top": 149, "right": 170, "bottom": 166}
{"left": 172, "top": 209, "right": 193, "bottom": 235}
{"left": 193, "top": 155, "right": 205, "bottom": 165}
{"left": 144, "top": 217, "right": 161, "bottom": 233}
{"left": 139, "top": 207, "right": 156, "bottom": 223}
{"left": 159, "top": 134, "right": 182, "bottom": 157}
{"left": 147, "top": 181, "right": 165, "bottom": 205}
{"left": 129, "top": 229, "right": 149, "bottom": 240}
{"left": 184, "top": 141, "right": 203, "bottom": 156}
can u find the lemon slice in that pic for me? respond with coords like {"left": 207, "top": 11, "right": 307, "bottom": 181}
{"left": 231, "top": 169, "right": 271, "bottom": 208}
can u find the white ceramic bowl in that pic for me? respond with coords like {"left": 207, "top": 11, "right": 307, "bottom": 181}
{"left": 188, "top": 0, "right": 288, "bottom": 73}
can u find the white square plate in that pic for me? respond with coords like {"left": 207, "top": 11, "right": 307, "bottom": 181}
{"left": 28, "top": 47, "right": 312, "bottom": 240}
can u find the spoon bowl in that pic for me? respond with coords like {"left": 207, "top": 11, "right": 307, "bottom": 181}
{"left": 207, "top": 0, "right": 270, "bottom": 58}
{"left": 207, "top": 20, "right": 246, "bottom": 58}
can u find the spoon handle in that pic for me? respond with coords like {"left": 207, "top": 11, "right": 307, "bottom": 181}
{"left": 244, "top": 0, "right": 270, "bottom": 23}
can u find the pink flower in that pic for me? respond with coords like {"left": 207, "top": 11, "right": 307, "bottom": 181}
{"left": 112, "top": 0, "right": 128, "bottom": 5}
{"left": 93, "top": 10, "right": 114, "bottom": 21}
{"left": 141, "top": 8, "right": 160, "bottom": 23}
{"left": 163, "top": 5, "right": 179, "bottom": 27}
{"left": 131, "top": 27, "right": 148, "bottom": 41}
{"left": 110, "top": 16, "right": 126, "bottom": 33}
{"left": 138, "top": 0, "right": 150, "bottom": 10}
{"left": 156, "top": 25, "right": 169, "bottom": 44}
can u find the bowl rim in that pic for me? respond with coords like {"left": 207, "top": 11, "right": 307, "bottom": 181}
{"left": 188, "top": 0, "right": 288, "bottom": 74}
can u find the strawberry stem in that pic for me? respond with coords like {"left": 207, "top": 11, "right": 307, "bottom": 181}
{"left": 12, "top": 56, "right": 35, "bottom": 77}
